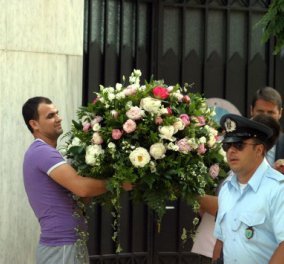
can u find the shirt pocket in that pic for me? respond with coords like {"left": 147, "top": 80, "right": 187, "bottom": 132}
{"left": 237, "top": 213, "right": 266, "bottom": 241}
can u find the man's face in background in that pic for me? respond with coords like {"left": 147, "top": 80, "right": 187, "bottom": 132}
{"left": 251, "top": 98, "right": 282, "bottom": 121}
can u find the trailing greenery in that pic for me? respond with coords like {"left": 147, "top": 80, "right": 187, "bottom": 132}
{"left": 258, "top": 0, "right": 284, "bottom": 54}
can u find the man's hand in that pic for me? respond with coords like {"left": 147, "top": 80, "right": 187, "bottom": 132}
{"left": 273, "top": 159, "right": 284, "bottom": 174}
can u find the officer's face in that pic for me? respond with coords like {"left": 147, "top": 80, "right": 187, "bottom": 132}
{"left": 225, "top": 139, "right": 264, "bottom": 181}
{"left": 251, "top": 99, "right": 282, "bottom": 121}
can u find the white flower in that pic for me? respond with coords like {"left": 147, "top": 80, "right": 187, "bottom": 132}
{"left": 126, "top": 106, "right": 145, "bottom": 120}
{"left": 108, "top": 142, "right": 116, "bottom": 150}
{"left": 129, "top": 147, "right": 151, "bottom": 167}
{"left": 167, "top": 142, "right": 179, "bottom": 151}
{"left": 219, "top": 148, "right": 227, "bottom": 162}
{"left": 188, "top": 138, "right": 199, "bottom": 149}
{"left": 207, "top": 135, "right": 216, "bottom": 147}
{"left": 138, "top": 85, "right": 146, "bottom": 91}
{"left": 81, "top": 115, "right": 90, "bottom": 124}
{"left": 68, "top": 137, "right": 81, "bottom": 149}
{"left": 92, "top": 132, "right": 103, "bottom": 144}
{"left": 159, "top": 107, "right": 169, "bottom": 115}
{"left": 167, "top": 86, "right": 174, "bottom": 92}
{"left": 172, "top": 91, "right": 183, "bottom": 101}
{"left": 116, "top": 92, "right": 126, "bottom": 100}
{"left": 85, "top": 145, "right": 104, "bottom": 166}
{"left": 126, "top": 101, "right": 133, "bottom": 108}
{"left": 108, "top": 93, "right": 115, "bottom": 101}
{"left": 150, "top": 143, "right": 166, "bottom": 160}
{"left": 173, "top": 118, "right": 185, "bottom": 132}
{"left": 115, "top": 83, "right": 123, "bottom": 91}
{"left": 140, "top": 97, "right": 162, "bottom": 114}
{"left": 199, "top": 136, "right": 207, "bottom": 144}
{"left": 159, "top": 125, "right": 176, "bottom": 141}
{"left": 133, "top": 69, "right": 142, "bottom": 76}
{"left": 92, "top": 123, "right": 101, "bottom": 131}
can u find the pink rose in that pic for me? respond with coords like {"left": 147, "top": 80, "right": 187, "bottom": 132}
{"left": 126, "top": 106, "right": 144, "bottom": 120}
{"left": 180, "top": 114, "right": 190, "bottom": 126}
{"left": 209, "top": 164, "right": 220, "bottom": 179}
{"left": 155, "top": 116, "right": 163, "bottom": 125}
{"left": 83, "top": 122, "right": 91, "bottom": 132}
{"left": 93, "top": 116, "right": 103, "bottom": 123}
{"left": 124, "top": 85, "right": 137, "bottom": 96}
{"left": 152, "top": 86, "right": 170, "bottom": 99}
{"left": 112, "top": 129, "right": 123, "bottom": 140}
{"left": 177, "top": 138, "right": 191, "bottom": 153}
{"left": 166, "top": 107, "right": 173, "bottom": 115}
{"left": 123, "top": 119, "right": 137, "bottom": 133}
{"left": 197, "top": 116, "right": 206, "bottom": 126}
{"left": 197, "top": 143, "right": 207, "bottom": 154}
{"left": 183, "top": 95, "right": 191, "bottom": 104}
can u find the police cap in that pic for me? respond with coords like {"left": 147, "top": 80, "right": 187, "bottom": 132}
{"left": 220, "top": 114, "right": 273, "bottom": 143}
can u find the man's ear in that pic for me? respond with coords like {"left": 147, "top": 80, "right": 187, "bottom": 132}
{"left": 29, "top": 120, "right": 39, "bottom": 131}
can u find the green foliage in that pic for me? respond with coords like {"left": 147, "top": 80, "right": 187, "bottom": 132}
{"left": 258, "top": 0, "right": 284, "bottom": 54}
{"left": 63, "top": 70, "right": 229, "bottom": 250}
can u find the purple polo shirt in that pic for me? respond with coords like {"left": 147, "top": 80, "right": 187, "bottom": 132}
{"left": 23, "top": 139, "right": 80, "bottom": 246}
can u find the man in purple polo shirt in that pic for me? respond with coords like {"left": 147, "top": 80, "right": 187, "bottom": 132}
{"left": 22, "top": 97, "right": 131, "bottom": 264}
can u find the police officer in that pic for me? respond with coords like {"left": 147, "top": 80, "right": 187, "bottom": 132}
{"left": 213, "top": 114, "right": 284, "bottom": 264}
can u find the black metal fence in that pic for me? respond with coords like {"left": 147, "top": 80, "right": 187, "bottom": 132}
{"left": 83, "top": 0, "right": 284, "bottom": 263}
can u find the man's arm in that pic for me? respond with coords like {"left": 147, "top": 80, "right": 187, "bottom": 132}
{"left": 49, "top": 163, "right": 108, "bottom": 197}
{"left": 269, "top": 241, "right": 284, "bottom": 264}
{"left": 198, "top": 194, "right": 218, "bottom": 216}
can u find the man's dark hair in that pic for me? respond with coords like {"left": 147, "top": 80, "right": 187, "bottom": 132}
{"left": 22, "top": 96, "right": 52, "bottom": 133}
{"left": 251, "top": 87, "right": 282, "bottom": 111}
{"left": 252, "top": 114, "right": 280, "bottom": 151}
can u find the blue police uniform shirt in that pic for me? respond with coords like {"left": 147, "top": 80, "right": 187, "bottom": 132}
{"left": 266, "top": 145, "right": 276, "bottom": 165}
{"left": 214, "top": 159, "right": 284, "bottom": 264}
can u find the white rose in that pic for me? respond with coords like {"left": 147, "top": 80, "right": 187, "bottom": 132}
{"left": 150, "top": 143, "right": 166, "bottom": 160}
{"left": 129, "top": 147, "right": 151, "bottom": 167}
{"left": 140, "top": 97, "right": 162, "bottom": 114}
{"left": 173, "top": 119, "right": 185, "bottom": 132}
{"left": 70, "top": 137, "right": 81, "bottom": 147}
{"left": 92, "top": 123, "right": 101, "bottom": 131}
{"left": 85, "top": 145, "right": 104, "bottom": 166}
{"left": 92, "top": 132, "right": 103, "bottom": 144}
{"left": 126, "top": 106, "right": 145, "bottom": 120}
{"left": 199, "top": 136, "right": 207, "bottom": 144}
{"left": 159, "top": 125, "right": 176, "bottom": 141}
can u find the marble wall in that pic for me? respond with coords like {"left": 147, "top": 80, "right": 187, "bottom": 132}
{"left": 0, "top": 1, "right": 84, "bottom": 263}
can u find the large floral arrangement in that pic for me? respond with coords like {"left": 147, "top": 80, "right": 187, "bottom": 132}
{"left": 64, "top": 70, "right": 228, "bottom": 249}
